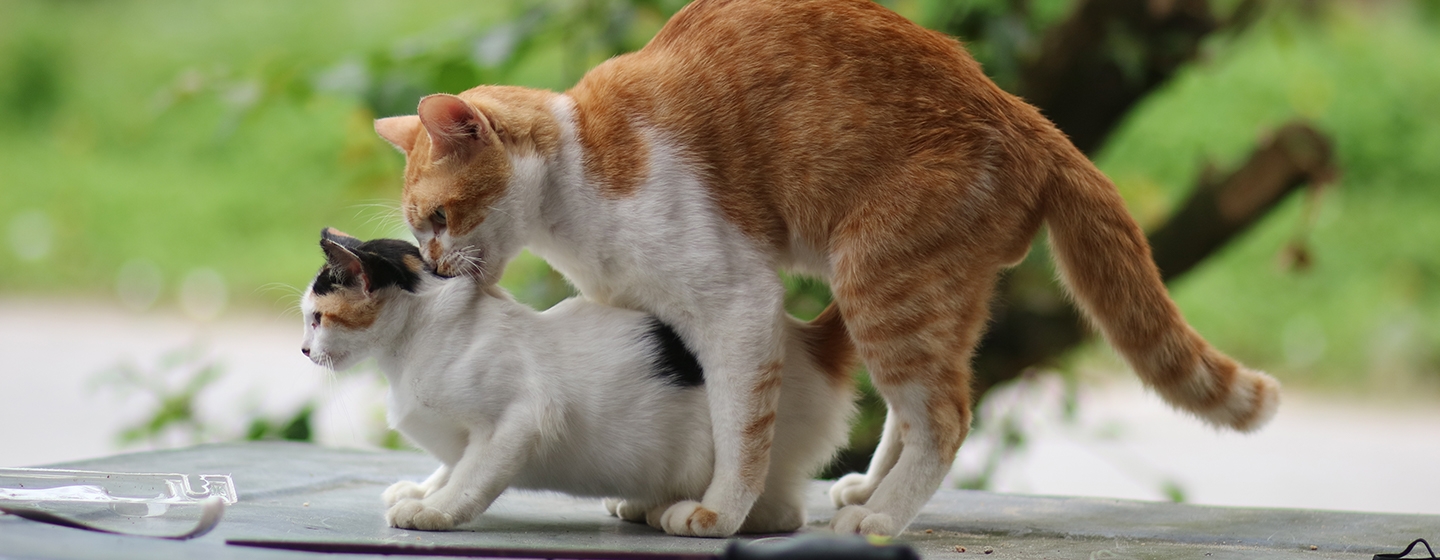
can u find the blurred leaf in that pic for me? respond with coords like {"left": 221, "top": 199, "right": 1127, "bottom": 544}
{"left": 1161, "top": 479, "right": 1188, "bottom": 503}
{"left": 1, "top": 36, "right": 64, "bottom": 126}
{"left": 378, "top": 429, "right": 407, "bottom": 451}
{"left": 94, "top": 346, "right": 224, "bottom": 447}
{"left": 279, "top": 405, "right": 314, "bottom": 441}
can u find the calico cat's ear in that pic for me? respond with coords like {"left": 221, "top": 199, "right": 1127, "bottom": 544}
{"left": 417, "top": 94, "right": 494, "bottom": 162}
{"left": 374, "top": 116, "right": 422, "bottom": 154}
{"left": 321, "top": 238, "right": 370, "bottom": 293}
{"left": 321, "top": 227, "right": 363, "bottom": 250}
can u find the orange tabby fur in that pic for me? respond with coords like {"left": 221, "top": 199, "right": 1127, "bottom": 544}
{"left": 373, "top": 0, "right": 1279, "bottom": 536}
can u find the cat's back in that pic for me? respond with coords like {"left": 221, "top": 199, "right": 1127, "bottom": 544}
{"left": 648, "top": 0, "right": 962, "bottom": 67}
{"left": 575, "top": 0, "right": 1000, "bottom": 133}
{"left": 566, "top": 0, "right": 1040, "bottom": 248}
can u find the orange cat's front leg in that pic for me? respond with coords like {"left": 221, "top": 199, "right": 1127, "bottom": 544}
{"left": 653, "top": 295, "right": 789, "bottom": 538}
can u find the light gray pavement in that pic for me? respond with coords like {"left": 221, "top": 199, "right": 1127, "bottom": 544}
{"left": 1, "top": 443, "right": 1435, "bottom": 559}
{"left": 2, "top": 296, "right": 1439, "bottom": 526}
{"left": 954, "top": 373, "right": 1440, "bottom": 516}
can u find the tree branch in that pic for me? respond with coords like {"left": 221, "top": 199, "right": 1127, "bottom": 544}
{"left": 1017, "top": 0, "right": 1258, "bottom": 154}
{"left": 1149, "top": 122, "right": 1337, "bottom": 280}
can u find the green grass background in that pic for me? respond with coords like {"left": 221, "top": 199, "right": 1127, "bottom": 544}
{"left": 1, "top": 0, "right": 1437, "bottom": 394}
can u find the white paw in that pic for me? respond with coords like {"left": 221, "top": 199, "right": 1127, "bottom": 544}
{"left": 386, "top": 498, "right": 456, "bottom": 531}
{"left": 602, "top": 498, "right": 649, "bottom": 523}
{"left": 829, "top": 473, "right": 876, "bottom": 508}
{"left": 830, "top": 505, "right": 897, "bottom": 536}
{"left": 659, "top": 500, "right": 740, "bottom": 538}
{"left": 382, "top": 481, "right": 426, "bottom": 507}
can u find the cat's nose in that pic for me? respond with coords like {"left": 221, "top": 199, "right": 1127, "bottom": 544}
{"left": 301, "top": 347, "right": 311, "bottom": 356}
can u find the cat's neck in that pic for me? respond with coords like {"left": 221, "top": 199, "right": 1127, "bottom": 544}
{"left": 524, "top": 95, "right": 616, "bottom": 295}
{"left": 373, "top": 277, "right": 534, "bottom": 379}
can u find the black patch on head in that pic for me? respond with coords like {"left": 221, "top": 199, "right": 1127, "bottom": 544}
{"left": 354, "top": 238, "right": 426, "bottom": 292}
{"left": 312, "top": 230, "right": 426, "bottom": 295}
{"left": 310, "top": 263, "right": 350, "bottom": 296}
{"left": 643, "top": 319, "right": 704, "bottom": 388}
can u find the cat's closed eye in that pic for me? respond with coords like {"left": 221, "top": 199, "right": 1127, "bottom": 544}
{"left": 431, "top": 208, "right": 447, "bottom": 231}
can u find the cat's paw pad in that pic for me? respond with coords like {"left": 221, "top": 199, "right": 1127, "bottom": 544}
{"left": 382, "top": 481, "right": 426, "bottom": 507}
{"left": 659, "top": 500, "right": 739, "bottom": 538}
{"left": 386, "top": 499, "right": 456, "bottom": 531}
{"left": 828, "top": 473, "right": 876, "bottom": 508}
{"left": 830, "top": 505, "right": 897, "bottom": 536}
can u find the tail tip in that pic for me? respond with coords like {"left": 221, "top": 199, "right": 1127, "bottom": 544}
{"left": 1207, "top": 367, "right": 1281, "bottom": 433}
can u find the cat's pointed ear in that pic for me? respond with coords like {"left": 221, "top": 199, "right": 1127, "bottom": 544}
{"left": 321, "top": 227, "right": 363, "bottom": 250}
{"left": 417, "top": 93, "right": 494, "bottom": 162}
{"left": 374, "top": 116, "right": 422, "bottom": 154}
{"left": 321, "top": 238, "right": 370, "bottom": 293}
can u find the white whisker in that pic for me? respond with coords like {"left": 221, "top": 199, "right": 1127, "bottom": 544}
{"left": 487, "top": 205, "right": 516, "bottom": 221}
{"left": 346, "top": 200, "right": 408, "bottom": 235}
{"left": 257, "top": 283, "right": 305, "bottom": 316}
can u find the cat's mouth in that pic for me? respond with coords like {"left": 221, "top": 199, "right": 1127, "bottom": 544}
{"left": 308, "top": 350, "right": 345, "bottom": 369}
{"left": 433, "top": 246, "right": 488, "bottom": 281}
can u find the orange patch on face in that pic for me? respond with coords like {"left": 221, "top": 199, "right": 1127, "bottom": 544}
{"left": 313, "top": 291, "right": 380, "bottom": 330}
{"left": 403, "top": 133, "right": 507, "bottom": 241}
{"left": 424, "top": 238, "right": 444, "bottom": 264}
{"left": 399, "top": 88, "right": 562, "bottom": 242}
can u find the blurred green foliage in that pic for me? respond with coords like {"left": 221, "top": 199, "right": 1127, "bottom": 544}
{"left": 91, "top": 346, "right": 224, "bottom": 447}
{"left": 2, "top": 0, "right": 1438, "bottom": 401}
{"left": 246, "top": 404, "right": 315, "bottom": 443}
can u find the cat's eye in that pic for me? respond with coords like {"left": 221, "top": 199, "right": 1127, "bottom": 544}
{"left": 311, "top": 312, "right": 322, "bottom": 327}
{"left": 430, "top": 208, "right": 447, "bottom": 231}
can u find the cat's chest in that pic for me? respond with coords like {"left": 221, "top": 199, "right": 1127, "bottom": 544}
{"left": 385, "top": 376, "right": 476, "bottom": 463}
{"left": 531, "top": 208, "right": 751, "bottom": 312}
{"left": 386, "top": 380, "right": 440, "bottom": 430}
{"left": 384, "top": 366, "right": 461, "bottom": 426}
{"left": 385, "top": 357, "right": 509, "bottom": 426}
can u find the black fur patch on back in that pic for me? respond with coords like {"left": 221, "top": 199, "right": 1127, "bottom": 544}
{"left": 312, "top": 231, "right": 426, "bottom": 295}
{"left": 643, "top": 319, "right": 704, "bottom": 388}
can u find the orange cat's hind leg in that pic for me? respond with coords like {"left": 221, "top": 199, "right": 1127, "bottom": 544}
{"left": 828, "top": 248, "right": 994, "bottom": 536}
{"left": 829, "top": 405, "right": 904, "bottom": 508}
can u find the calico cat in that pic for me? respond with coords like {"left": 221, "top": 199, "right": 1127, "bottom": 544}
{"left": 370, "top": 0, "right": 1281, "bottom": 537}
{"left": 300, "top": 228, "right": 855, "bottom": 532}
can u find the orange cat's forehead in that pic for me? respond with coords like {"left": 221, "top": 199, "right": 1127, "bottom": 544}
{"left": 400, "top": 138, "right": 512, "bottom": 237}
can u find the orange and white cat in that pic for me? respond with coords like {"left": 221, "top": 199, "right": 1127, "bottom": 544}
{"left": 372, "top": 0, "right": 1280, "bottom": 537}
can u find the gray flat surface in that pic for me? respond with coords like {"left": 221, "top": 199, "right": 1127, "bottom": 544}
{"left": 0, "top": 442, "right": 1434, "bottom": 559}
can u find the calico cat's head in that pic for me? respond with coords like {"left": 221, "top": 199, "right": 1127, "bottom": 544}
{"left": 301, "top": 228, "right": 428, "bottom": 370}
{"left": 373, "top": 88, "right": 559, "bottom": 283}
